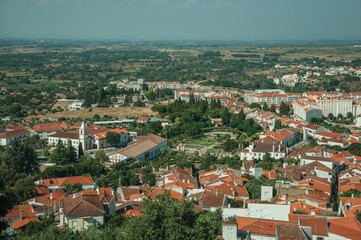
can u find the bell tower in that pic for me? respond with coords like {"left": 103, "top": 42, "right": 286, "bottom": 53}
{"left": 79, "top": 122, "right": 88, "bottom": 150}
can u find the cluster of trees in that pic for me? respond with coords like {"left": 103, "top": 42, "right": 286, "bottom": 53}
{"left": 228, "top": 109, "right": 263, "bottom": 136}
{"left": 253, "top": 153, "right": 283, "bottom": 171}
{"left": 152, "top": 99, "right": 214, "bottom": 139}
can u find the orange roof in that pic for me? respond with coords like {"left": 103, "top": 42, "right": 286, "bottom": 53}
{"left": 290, "top": 202, "right": 324, "bottom": 215}
{"left": 13, "top": 217, "right": 39, "bottom": 230}
{"left": 237, "top": 217, "right": 297, "bottom": 236}
{"left": 235, "top": 175, "right": 250, "bottom": 182}
{"left": 221, "top": 176, "right": 234, "bottom": 183}
{"left": 129, "top": 194, "right": 144, "bottom": 201}
{"left": 125, "top": 209, "right": 142, "bottom": 217}
{"left": 57, "top": 176, "right": 94, "bottom": 187}
{"left": 299, "top": 217, "right": 328, "bottom": 236}
{"left": 146, "top": 188, "right": 183, "bottom": 200}
{"left": 328, "top": 217, "right": 361, "bottom": 240}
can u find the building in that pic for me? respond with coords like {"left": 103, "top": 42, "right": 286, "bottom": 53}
{"left": 244, "top": 90, "right": 301, "bottom": 105}
{"left": 48, "top": 122, "right": 129, "bottom": 151}
{"left": 240, "top": 140, "right": 287, "bottom": 160}
{"left": 48, "top": 122, "right": 91, "bottom": 151}
{"left": 109, "top": 134, "right": 167, "bottom": 164}
{"left": 32, "top": 122, "right": 73, "bottom": 139}
{"left": 60, "top": 193, "right": 105, "bottom": 231}
{"left": 0, "top": 127, "right": 32, "bottom": 146}
{"left": 315, "top": 97, "right": 353, "bottom": 117}
{"left": 38, "top": 176, "right": 95, "bottom": 191}
{"left": 293, "top": 100, "right": 322, "bottom": 122}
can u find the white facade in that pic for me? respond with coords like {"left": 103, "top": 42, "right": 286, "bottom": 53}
{"left": 315, "top": 98, "right": 353, "bottom": 117}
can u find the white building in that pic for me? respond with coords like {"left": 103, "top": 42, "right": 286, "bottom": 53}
{"left": 109, "top": 134, "right": 167, "bottom": 164}
{"left": 0, "top": 128, "right": 32, "bottom": 146}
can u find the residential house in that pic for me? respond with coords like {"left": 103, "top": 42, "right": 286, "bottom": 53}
{"left": 240, "top": 140, "right": 287, "bottom": 160}
{"left": 60, "top": 193, "right": 105, "bottom": 231}
{"left": 0, "top": 127, "right": 32, "bottom": 146}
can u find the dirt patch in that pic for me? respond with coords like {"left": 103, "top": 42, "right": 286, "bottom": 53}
{"left": 28, "top": 106, "right": 154, "bottom": 120}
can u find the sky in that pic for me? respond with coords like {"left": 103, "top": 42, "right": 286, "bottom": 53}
{"left": 0, "top": 0, "right": 361, "bottom": 41}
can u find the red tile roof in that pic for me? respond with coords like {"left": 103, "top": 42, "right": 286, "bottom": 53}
{"left": 299, "top": 217, "right": 328, "bottom": 236}
{"left": 63, "top": 194, "right": 105, "bottom": 217}
{"left": 237, "top": 217, "right": 297, "bottom": 236}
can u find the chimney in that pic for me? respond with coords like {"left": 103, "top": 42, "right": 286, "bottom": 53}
{"left": 352, "top": 193, "right": 355, "bottom": 198}
{"left": 187, "top": 179, "right": 190, "bottom": 184}
{"left": 19, "top": 209, "right": 22, "bottom": 221}
{"left": 306, "top": 188, "right": 309, "bottom": 195}
{"left": 293, "top": 206, "right": 297, "bottom": 213}
{"left": 50, "top": 193, "right": 53, "bottom": 200}
{"left": 311, "top": 207, "right": 315, "bottom": 215}
{"left": 96, "top": 187, "right": 100, "bottom": 195}
{"left": 272, "top": 144, "right": 275, "bottom": 153}
{"left": 279, "top": 144, "right": 281, "bottom": 152}
{"left": 262, "top": 139, "right": 264, "bottom": 143}
{"left": 216, "top": 188, "right": 219, "bottom": 196}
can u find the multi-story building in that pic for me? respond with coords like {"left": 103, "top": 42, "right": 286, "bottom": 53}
{"left": 245, "top": 89, "right": 301, "bottom": 105}
{"left": 313, "top": 97, "right": 353, "bottom": 117}
{"left": 293, "top": 100, "right": 322, "bottom": 122}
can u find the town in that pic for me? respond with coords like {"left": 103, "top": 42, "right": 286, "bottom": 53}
{"left": 1, "top": 1, "right": 361, "bottom": 233}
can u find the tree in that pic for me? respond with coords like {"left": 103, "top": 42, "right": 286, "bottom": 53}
{"left": 0, "top": 179, "right": 13, "bottom": 233}
{"left": 106, "top": 131, "right": 120, "bottom": 147}
{"left": 2, "top": 141, "right": 38, "bottom": 175}
{"left": 337, "top": 113, "right": 343, "bottom": 120}
{"left": 249, "top": 103, "right": 261, "bottom": 109}
{"left": 347, "top": 112, "right": 353, "bottom": 120}
{"left": 262, "top": 102, "right": 269, "bottom": 111}
{"left": 279, "top": 102, "right": 290, "bottom": 116}
{"left": 221, "top": 107, "right": 231, "bottom": 125}
{"left": 78, "top": 143, "right": 84, "bottom": 158}
{"left": 65, "top": 140, "right": 77, "bottom": 164}
{"left": 50, "top": 141, "right": 67, "bottom": 165}
{"left": 328, "top": 113, "right": 334, "bottom": 120}
{"left": 93, "top": 114, "right": 101, "bottom": 121}
{"left": 269, "top": 105, "right": 276, "bottom": 113}
{"left": 142, "top": 173, "right": 156, "bottom": 186}
{"left": 274, "top": 119, "right": 282, "bottom": 130}
{"left": 223, "top": 139, "right": 238, "bottom": 152}
{"left": 95, "top": 150, "right": 108, "bottom": 162}
{"left": 239, "top": 108, "right": 246, "bottom": 122}
{"left": 14, "top": 176, "right": 35, "bottom": 203}
{"left": 119, "top": 191, "right": 221, "bottom": 240}
{"left": 149, "top": 121, "right": 162, "bottom": 134}
{"left": 348, "top": 143, "right": 361, "bottom": 156}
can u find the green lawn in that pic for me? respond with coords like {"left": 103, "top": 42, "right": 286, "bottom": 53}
{"left": 188, "top": 137, "right": 217, "bottom": 147}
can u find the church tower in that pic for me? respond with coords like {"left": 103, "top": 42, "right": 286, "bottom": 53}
{"left": 79, "top": 122, "right": 88, "bottom": 151}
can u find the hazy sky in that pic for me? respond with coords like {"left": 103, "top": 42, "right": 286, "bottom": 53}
{"left": 0, "top": 0, "right": 360, "bottom": 40}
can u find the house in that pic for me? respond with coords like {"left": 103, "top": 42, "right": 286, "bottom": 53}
{"left": 302, "top": 124, "right": 329, "bottom": 142}
{"left": 60, "top": 193, "right": 105, "bottom": 231}
{"left": 240, "top": 140, "right": 287, "bottom": 160}
{"left": 94, "top": 128, "right": 129, "bottom": 149}
{"left": 38, "top": 176, "right": 95, "bottom": 191}
{"left": 109, "top": 134, "right": 167, "bottom": 164}
{"left": 299, "top": 156, "right": 334, "bottom": 170}
{"left": 26, "top": 188, "right": 66, "bottom": 215}
{"left": 0, "top": 128, "right": 32, "bottom": 146}
{"left": 138, "top": 117, "right": 150, "bottom": 123}
{"left": 5, "top": 205, "right": 40, "bottom": 233}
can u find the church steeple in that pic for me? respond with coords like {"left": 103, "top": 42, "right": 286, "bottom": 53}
{"left": 79, "top": 122, "right": 88, "bottom": 151}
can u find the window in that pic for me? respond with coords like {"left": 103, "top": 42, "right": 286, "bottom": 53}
{"left": 72, "top": 220, "right": 78, "bottom": 228}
